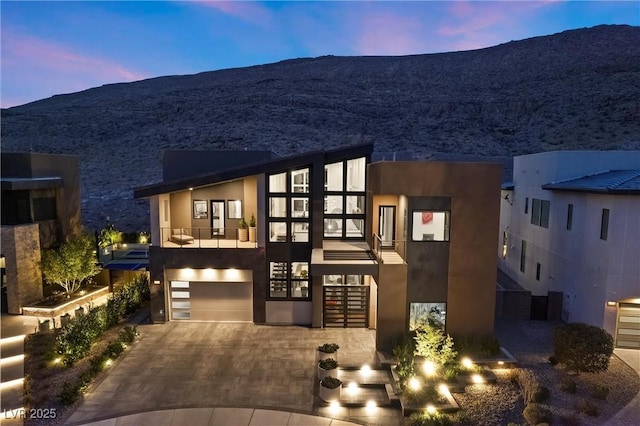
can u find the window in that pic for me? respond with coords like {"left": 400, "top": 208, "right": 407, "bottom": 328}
{"left": 502, "top": 231, "right": 508, "bottom": 259}
{"left": 531, "top": 198, "right": 550, "bottom": 228}
{"left": 346, "top": 158, "right": 366, "bottom": 191}
{"left": 525, "top": 197, "right": 529, "bottom": 214}
{"left": 269, "top": 261, "right": 288, "bottom": 298}
{"left": 269, "top": 222, "right": 287, "bottom": 242}
{"left": 566, "top": 204, "right": 573, "bottom": 230}
{"left": 269, "top": 197, "right": 287, "bottom": 218}
{"left": 291, "top": 222, "right": 309, "bottom": 242}
{"left": 346, "top": 195, "right": 364, "bottom": 214}
{"left": 291, "top": 198, "right": 309, "bottom": 218}
{"left": 600, "top": 209, "right": 609, "bottom": 241}
{"left": 324, "top": 195, "right": 343, "bottom": 214}
{"left": 536, "top": 263, "right": 541, "bottom": 281}
{"left": 32, "top": 197, "right": 57, "bottom": 221}
{"left": 520, "top": 240, "right": 526, "bottom": 273}
{"left": 323, "top": 275, "right": 363, "bottom": 285}
{"left": 409, "top": 303, "right": 446, "bottom": 331}
{"left": 324, "top": 162, "right": 343, "bottom": 191}
{"left": 269, "top": 172, "right": 287, "bottom": 193}
{"left": 412, "top": 211, "right": 450, "bottom": 241}
{"left": 291, "top": 168, "right": 309, "bottom": 193}
{"left": 324, "top": 218, "right": 342, "bottom": 237}
{"left": 291, "top": 262, "right": 309, "bottom": 298}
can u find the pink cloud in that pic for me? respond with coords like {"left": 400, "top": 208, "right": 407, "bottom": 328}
{"left": 1, "top": 30, "right": 147, "bottom": 107}
{"left": 353, "top": 12, "right": 425, "bottom": 56}
{"left": 196, "top": 1, "right": 273, "bottom": 26}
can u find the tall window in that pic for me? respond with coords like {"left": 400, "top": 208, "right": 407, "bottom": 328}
{"left": 536, "top": 263, "right": 541, "bottom": 281}
{"left": 502, "top": 231, "right": 508, "bottom": 259}
{"left": 531, "top": 198, "right": 550, "bottom": 228}
{"left": 323, "top": 157, "right": 366, "bottom": 238}
{"left": 566, "top": 204, "right": 573, "bottom": 230}
{"left": 267, "top": 168, "right": 310, "bottom": 243}
{"left": 268, "top": 261, "right": 310, "bottom": 299}
{"left": 412, "top": 211, "right": 450, "bottom": 241}
{"left": 525, "top": 197, "right": 529, "bottom": 214}
{"left": 520, "top": 240, "right": 526, "bottom": 273}
{"left": 600, "top": 209, "right": 609, "bottom": 241}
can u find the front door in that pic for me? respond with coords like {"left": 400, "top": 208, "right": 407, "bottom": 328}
{"left": 210, "top": 200, "right": 225, "bottom": 237}
{"left": 323, "top": 285, "right": 369, "bottom": 328}
{"left": 379, "top": 206, "right": 396, "bottom": 248}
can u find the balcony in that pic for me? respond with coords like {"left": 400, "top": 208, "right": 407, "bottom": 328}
{"left": 372, "top": 234, "right": 406, "bottom": 264}
{"left": 159, "top": 227, "right": 259, "bottom": 249}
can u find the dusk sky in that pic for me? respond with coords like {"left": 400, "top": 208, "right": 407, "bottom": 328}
{"left": 1, "top": 1, "right": 638, "bottom": 108}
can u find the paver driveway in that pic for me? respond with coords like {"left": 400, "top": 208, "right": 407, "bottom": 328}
{"left": 67, "top": 322, "right": 378, "bottom": 424}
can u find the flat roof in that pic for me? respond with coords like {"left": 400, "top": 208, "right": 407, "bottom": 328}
{"left": 541, "top": 170, "right": 640, "bottom": 194}
{"left": 0, "top": 177, "right": 63, "bottom": 190}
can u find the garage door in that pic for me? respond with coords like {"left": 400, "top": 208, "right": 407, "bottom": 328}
{"left": 616, "top": 303, "right": 640, "bottom": 349}
{"left": 170, "top": 280, "right": 252, "bottom": 322}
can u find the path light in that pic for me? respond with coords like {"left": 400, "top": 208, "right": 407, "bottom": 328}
{"left": 438, "top": 383, "right": 449, "bottom": 393}
{"left": 365, "top": 400, "right": 377, "bottom": 414}
{"left": 426, "top": 404, "right": 437, "bottom": 414}
{"left": 461, "top": 357, "right": 473, "bottom": 369}
{"left": 328, "top": 401, "right": 340, "bottom": 414}
{"left": 422, "top": 360, "right": 436, "bottom": 376}
{"left": 105, "top": 359, "right": 113, "bottom": 367}
{"left": 53, "top": 357, "right": 62, "bottom": 365}
{"left": 347, "top": 382, "right": 359, "bottom": 395}
{"left": 408, "top": 376, "right": 421, "bottom": 391}
{"left": 472, "top": 374, "right": 484, "bottom": 384}
{"left": 360, "top": 364, "right": 372, "bottom": 376}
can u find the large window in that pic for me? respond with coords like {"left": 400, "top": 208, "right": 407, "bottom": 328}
{"left": 323, "top": 157, "right": 367, "bottom": 239}
{"left": 412, "top": 211, "right": 450, "bottom": 241}
{"left": 531, "top": 198, "right": 550, "bottom": 228}
{"left": 267, "top": 168, "right": 311, "bottom": 243}
{"left": 268, "top": 261, "right": 310, "bottom": 299}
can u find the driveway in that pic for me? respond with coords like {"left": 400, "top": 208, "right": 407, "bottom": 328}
{"left": 66, "top": 322, "right": 380, "bottom": 424}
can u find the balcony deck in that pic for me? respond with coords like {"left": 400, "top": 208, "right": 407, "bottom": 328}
{"left": 160, "top": 239, "right": 258, "bottom": 249}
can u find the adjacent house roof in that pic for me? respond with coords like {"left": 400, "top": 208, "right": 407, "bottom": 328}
{"left": 133, "top": 143, "right": 373, "bottom": 198}
{"left": 541, "top": 170, "right": 640, "bottom": 194}
{"left": 0, "top": 177, "right": 63, "bottom": 190}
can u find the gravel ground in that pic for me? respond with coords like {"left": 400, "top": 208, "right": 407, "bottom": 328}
{"left": 475, "top": 319, "right": 640, "bottom": 426}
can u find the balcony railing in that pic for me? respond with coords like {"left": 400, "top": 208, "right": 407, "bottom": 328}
{"left": 160, "top": 227, "right": 259, "bottom": 249}
{"left": 372, "top": 233, "right": 407, "bottom": 264}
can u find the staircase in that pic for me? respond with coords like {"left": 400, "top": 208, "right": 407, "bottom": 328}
{"left": 1, "top": 333, "right": 26, "bottom": 425}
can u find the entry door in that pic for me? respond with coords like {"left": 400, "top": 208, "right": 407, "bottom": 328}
{"left": 210, "top": 200, "right": 225, "bottom": 237}
{"left": 379, "top": 206, "right": 396, "bottom": 248}
{"left": 616, "top": 303, "right": 640, "bottom": 349}
{"left": 323, "top": 286, "right": 369, "bottom": 328}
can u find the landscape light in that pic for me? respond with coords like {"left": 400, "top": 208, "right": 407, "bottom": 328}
{"left": 347, "top": 382, "right": 359, "bottom": 395}
{"left": 438, "top": 383, "right": 449, "bottom": 393}
{"left": 328, "top": 401, "right": 340, "bottom": 414}
{"left": 365, "top": 400, "right": 377, "bottom": 413}
{"left": 422, "top": 361, "right": 436, "bottom": 376}
{"left": 461, "top": 357, "right": 473, "bottom": 369}
{"left": 408, "top": 377, "right": 421, "bottom": 391}
{"left": 360, "top": 364, "right": 372, "bottom": 376}
{"left": 426, "top": 404, "right": 437, "bottom": 414}
{"left": 472, "top": 374, "right": 484, "bottom": 384}
{"left": 105, "top": 359, "right": 113, "bottom": 367}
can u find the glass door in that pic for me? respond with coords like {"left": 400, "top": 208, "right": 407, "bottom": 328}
{"left": 379, "top": 206, "right": 396, "bottom": 248}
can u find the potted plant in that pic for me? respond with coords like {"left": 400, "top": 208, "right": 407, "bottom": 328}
{"left": 319, "top": 376, "right": 342, "bottom": 402}
{"left": 238, "top": 217, "right": 249, "bottom": 242}
{"left": 318, "top": 357, "right": 338, "bottom": 380}
{"left": 248, "top": 213, "right": 257, "bottom": 243}
{"left": 318, "top": 343, "right": 339, "bottom": 361}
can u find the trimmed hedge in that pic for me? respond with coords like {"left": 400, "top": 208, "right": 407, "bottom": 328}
{"left": 57, "top": 276, "right": 149, "bottom": 366}
{"left": 553, "top": 323, "right": 613, "bottom": 374}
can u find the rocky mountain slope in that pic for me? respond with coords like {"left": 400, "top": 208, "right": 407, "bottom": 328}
{"left": 2, "top": 24, "right": 639, "bottom": 231}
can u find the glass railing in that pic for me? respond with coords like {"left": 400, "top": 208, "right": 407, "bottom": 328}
{"left": 98, "top": 243, "right": 150, "bottom": 263}
{"left": 372, "top": 233, "right": 407, "bottom": 264}
{"left": 160, "top": 227, "right": 259, "bottom": 249}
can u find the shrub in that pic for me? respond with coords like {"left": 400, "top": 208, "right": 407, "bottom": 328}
{"left": 574, "top": 398, "right": 599, "bottom": 416}
{"left": 558, "top": 378, "right": 577, "bottom": 394}
{"left": 523, "top": 403, "right": 552, "bottom": 425}
{"left": 414, "top": 325, "right": 457, "bottom": 367}
{"left": 532, "top": 385, "right": 551, "bottom": 403}
{"left": 318, "top": 343, "right": 339, "bottom": 353}
{"left": 119, "top": 326, "right": 139, "bottom": 344}
{"left": 319, "top": 358, "right": 338, "bottom": 370}
{"left": 320, "top": 376, "right": 342, "bottom": 389}
{"left": 104, "top": 341, "right": 125, "bottom": 359}
{"left": 443, "top": 365, "right": 461, "bottom": 382}
{"left": 553, "top": 323, "right": 613, "bottom": 374}
{"left": 514, "top": 368, "right": 548, "bottom": 404}
{"left": 404, "top": 384, "right": 442, "bottom": 406}
{"left": 455, "top": 335, "right": 501, "bottom": 358}
{"left": 393, "top": 339, "right": 416, "bottom": 385}
{"left": 406, "top": 410, "right": 452, "bottom": 426}
{"left": 590, "top": 383, "right": 610, "bottom": 400}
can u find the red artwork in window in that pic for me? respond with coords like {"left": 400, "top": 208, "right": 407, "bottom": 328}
{"left": 422, "top": 212, "right": 433, "bottom": 224}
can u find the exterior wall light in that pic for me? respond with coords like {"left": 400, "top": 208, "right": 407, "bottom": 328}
{"left": 607, "top": 301, "right": 617, "bottom": 307}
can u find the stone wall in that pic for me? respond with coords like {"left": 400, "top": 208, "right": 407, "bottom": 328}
{"left": 1, "top": 224, "right": 44, "bottom": 314}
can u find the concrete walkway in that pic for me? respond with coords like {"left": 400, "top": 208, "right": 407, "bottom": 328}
{"left": 604, "top": 348, "right": 640, "bottom": 426}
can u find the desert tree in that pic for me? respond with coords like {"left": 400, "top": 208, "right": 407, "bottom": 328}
{"left": 41, "top": 233, "right": 102, "bottom": 296}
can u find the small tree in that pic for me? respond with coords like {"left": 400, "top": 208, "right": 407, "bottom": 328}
{"left": 553, "top": 322, "right": 613, "bottom": 374}
{"left": 41, "top": 234, "right": 102, "bottom": 296}
{"left": 98, "top": 223, "right": 121, "bottom": 248}
{"left": 414, "top": 324, "right": 457, "bottom": 367}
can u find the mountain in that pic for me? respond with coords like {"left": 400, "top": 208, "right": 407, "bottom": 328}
{"left": 2, "top": 25, "right": 639, "bottom": 232}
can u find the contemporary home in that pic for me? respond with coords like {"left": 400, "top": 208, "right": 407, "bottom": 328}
{"left": 499, "top": 151, "right": 640, "bottom": 349}
{"left": 134, "top": 144, "right": 502, "bottom": 350}
{"left": 1, "top": 152, "right": 82, "bottom": 314}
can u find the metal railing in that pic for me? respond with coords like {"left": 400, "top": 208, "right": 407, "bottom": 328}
{"left": 372, "top": 233, "right": 407, "bottom": 264}
{"left": 160, "top": 227, "right": 259, "bottom": 249}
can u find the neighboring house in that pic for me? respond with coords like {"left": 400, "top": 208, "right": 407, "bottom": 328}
{"left": 134, "top": 144, "right": 502, "bottom": 350}
{"left": 499, "top": 151, "right": 640, "bottom": 350}
{"left": 0, "top": 152, "right": 82, "bottom": 314}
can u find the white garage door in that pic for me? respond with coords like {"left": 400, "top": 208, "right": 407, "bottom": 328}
{"left": 170, "top": 280, "right": 253, "bottom": 322}
{"left": 616, "top": 303, "right": 640, "bottom": 349}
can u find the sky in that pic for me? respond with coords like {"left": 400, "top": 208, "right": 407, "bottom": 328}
{"left": 1, "top": 1, "right": 638, "bottom": 108}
